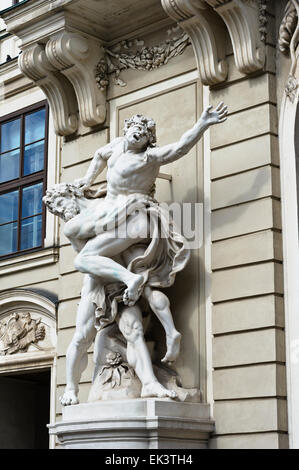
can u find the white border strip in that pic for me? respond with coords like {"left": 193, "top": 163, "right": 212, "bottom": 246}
{"left": 279, "top": 89, "right": 299, "bottom": 449}
{"left": 203, "top": 84, "right": 213, "bottom": 411}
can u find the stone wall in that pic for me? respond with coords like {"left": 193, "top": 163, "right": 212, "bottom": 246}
{"left": 208, "top": 4, "right": 288, "bottom": 449}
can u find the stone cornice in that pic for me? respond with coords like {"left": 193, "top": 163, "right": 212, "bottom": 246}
{"left": 1, "top": 0, "right": 268, "bottom": 134}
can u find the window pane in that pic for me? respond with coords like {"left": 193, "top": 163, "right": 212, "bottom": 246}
{"left": 25, "top": 109, "right": 46, "bottom": 144}
{"left": 0, "top": 118, "right": 20, "bottom": 153}
{"left": 23, "top": 141, "right": 44, "bottom": 176}
{"left": 0, "top": 190, "right": 18, "bottom": 224}
{"left": 22, "top": 183, "right": 43, "bottom": 218}
{"left": 0, "top": 221, "right": 18, "bottom": 256}
{"left": 0, "top": 149, "right": 20, "bottom": 183}
{"left": 20, "top": 215, "right": 42, "bottom": 250}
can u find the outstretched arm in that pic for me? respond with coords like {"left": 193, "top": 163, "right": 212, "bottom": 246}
{"left": 75, "top": 138, "right": 122, "bottom": 188}
{"left": 151, "top": 102, "right": 227, "bottom": 165}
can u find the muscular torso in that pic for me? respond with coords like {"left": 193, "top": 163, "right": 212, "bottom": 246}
{"left": 64, "top": 139, "right": 160, "bottom": 243}
{"left": 106, "top": 138, "right": 159, "bottom": 199}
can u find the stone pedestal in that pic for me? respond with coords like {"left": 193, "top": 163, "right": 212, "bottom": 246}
{"left": 48, "top": 399, "right": 214, "bottom": 449}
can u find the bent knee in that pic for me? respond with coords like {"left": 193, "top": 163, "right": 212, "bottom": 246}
{"left": 74, "top": 253, "right": 88, "bottom": 273}
{"left": 71, "top": 330, "right": 93, "bottom": 350}
{"left": 146, "top": 288, "right": 170, "bottom": 311}
{"left": 119, "top": 314, "right": 144, "bottom": 341}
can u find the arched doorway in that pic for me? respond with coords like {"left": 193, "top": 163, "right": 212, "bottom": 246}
{"left": 0, "top": 289, "right": 57, "bottom": 449}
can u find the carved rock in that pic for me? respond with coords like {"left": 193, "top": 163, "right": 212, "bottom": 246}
{"left": 88, "top": 350, "right": 201, "bottom": 403}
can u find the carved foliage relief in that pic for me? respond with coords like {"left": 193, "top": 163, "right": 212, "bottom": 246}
{"left": 0, "top": 312, "right": 46, "bottom": 355}
{"left": 95, "top": 26, "right": 191, "bottom": 90}
{"left": 279, "top": 0, "right": 299, "bottom": 102}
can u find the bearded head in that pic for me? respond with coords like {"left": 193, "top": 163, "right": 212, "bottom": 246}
{"left": 43, "top": 183, "right": 84, "bottom": 221}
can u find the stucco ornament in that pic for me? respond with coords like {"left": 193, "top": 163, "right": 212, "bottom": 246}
{"left": 0, "top": 312, "right": 45, "bottom": 355}
{"left": 279, "top": 0, "right": 299, "bottom": 102}
{"left": 43, "top": 102, "right": 228, "bottom": 406}
{"left": 95, "top": 27, "right": 191, "bottom": 90}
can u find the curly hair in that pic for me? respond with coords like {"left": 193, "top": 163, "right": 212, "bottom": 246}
{"left": 123, "top": 114, "right": 157, "bottom": 147}
{"left": 43, "top": 183, "right": 84, "bottom": 220}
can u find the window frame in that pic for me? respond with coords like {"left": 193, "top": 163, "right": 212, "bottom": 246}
{"left": 0, "top": 100, "right": 49, "bottom": 259}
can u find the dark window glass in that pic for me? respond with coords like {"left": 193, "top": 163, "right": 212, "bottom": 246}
{"left": 0, "top": 118, "right": 20, "bottom": 153}
{"left": 25, "top": 109, "right": 46, "bottom": 145}
{"left": 0, "top": 149, "right": 20, "bottom": 183}
{"left": 0, "top": 190, "right": 18, "bottom": 224}
{"left": 20, "top": 215, "right": 42, "bottom": 250}
{"left": 22, "top": 183, "right": 43, "bottom": 219}
{"left": 0, "top": 222, "right": 18, "bottom": 256}
{"left": 0, "top": 103, "right": 48, "bottom": 258}
{"left": 24, "top": 141, "right": 44, "bottom": 176}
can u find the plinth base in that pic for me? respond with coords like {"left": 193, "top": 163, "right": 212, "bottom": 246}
{"left": 48, "top": 399, "right": 214, "bottom": 449}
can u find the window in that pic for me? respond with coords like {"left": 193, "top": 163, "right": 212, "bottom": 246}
{"left": 0, "top": 102, "right": 48, "bottom": 258}
{"left": 1, "top": 1, "right": 20, "bottom": 11}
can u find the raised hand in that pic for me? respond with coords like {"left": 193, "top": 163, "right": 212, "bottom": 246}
{"left": 201, "top": 101, "right": 228, "bottom": 127}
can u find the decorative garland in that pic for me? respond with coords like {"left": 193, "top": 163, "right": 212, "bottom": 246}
{"left": 95, "top": 26, "right": 191, "bottom": 91}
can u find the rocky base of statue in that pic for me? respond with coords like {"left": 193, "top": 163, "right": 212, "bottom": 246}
{"left": 48, "top": 399, "right": 214, "bottom": 449}
{"left": 88, "top": 351, "right": 201, "bottom": 403}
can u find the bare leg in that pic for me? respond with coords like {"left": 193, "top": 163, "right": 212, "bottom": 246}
{"left": 143, "top": 287, "right": 181, "bottom": 363}
{"left": 74, "top": 232, "right": 145, "bottom": 307}
{"left": 60, "top": 275, "right": 97, "bottom": 406}
{"left": 118, "top": 304, "right": 177, "bottom": 399}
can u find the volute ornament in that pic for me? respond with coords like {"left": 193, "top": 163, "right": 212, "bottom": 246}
{"left": 279, "top": 0, "right": 299, "bottom": 102}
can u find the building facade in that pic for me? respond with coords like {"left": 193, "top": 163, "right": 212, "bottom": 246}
{"left": 0, "top": 0, "right": 298, "bottom": 449}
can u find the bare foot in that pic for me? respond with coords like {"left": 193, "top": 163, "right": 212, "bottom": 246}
{"left": 141, "top": 381, "right": 177, "bottom": 399}
{"left": 59, "top": 388, "right": 79, "bottom": 406}
{"left": 162, "top": 331, "right": 181, "bottom": 363}
{"left": 123, "top": 274, "right": 144, "bottom": 306}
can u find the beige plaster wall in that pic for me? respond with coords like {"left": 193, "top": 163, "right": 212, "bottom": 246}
{"left": 208, "top": 5, "right": 288, "bottom": 448}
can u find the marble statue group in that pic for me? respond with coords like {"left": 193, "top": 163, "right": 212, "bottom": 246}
{"left": 43, "top": 102, "right": 227, "bottom": 406}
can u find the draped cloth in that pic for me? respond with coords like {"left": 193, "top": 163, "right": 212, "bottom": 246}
{"left": 85, "top": 192, "right": 190, "bottom": 330}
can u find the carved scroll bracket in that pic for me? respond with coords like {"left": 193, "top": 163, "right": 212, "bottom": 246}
{"left": 46, "top": 32, "right": 106, "bottom": 129}
{"left": 161, "top": 0, "right": 228, "bottom": 85}
{"left": 19, "top": 43, "right": 79, "bottom": 136}
{"left": 162, "top": 0, "right": 267, "bottom": 84}
{"left": 206, "top": 0, "right": 266, "bottom": 74}
{"left": 19, "top": 30, "right": 107, "bottom": 136}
